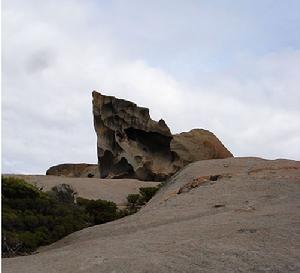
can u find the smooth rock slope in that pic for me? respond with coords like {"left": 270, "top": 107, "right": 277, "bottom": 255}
{"left": 3, "top": 157, "right": 300, "bottom": 273}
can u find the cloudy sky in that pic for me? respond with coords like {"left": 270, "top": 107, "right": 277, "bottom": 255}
{"left": 2, "top": 0, "right": 300, "bottom": 174}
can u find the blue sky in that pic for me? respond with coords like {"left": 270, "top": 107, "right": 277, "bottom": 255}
{"left": 2, "top": 0, "right": 300, "bottom": 174}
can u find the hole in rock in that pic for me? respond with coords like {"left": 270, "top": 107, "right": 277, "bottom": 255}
{"left": 99, "top": 150, "right": 113, "bottom": 178}
{"left": 111, "top": 157, "right": 134, "bottom": 178}
{"left": 124, "top": 127, "right": 172, "bottom": 155}
{"left": 209, "top": 175, "right": 222, "bottom": 181}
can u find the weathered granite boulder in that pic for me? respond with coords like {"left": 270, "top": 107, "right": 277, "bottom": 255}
{"left": 92, "top": 91, "right": 233, "bottom": 181}
{"left": 92, "top": 91, "right": 180, "bottom": 181}
{"left": 46, "top": 163, "right": 99, "bottom": 178}
{"left": 171, "top": 129, "right": 233, "bottom": 166}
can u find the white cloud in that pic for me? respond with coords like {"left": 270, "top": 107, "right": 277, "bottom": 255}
{"left": 2, "top": 0, "right": 300, "bottom": 174}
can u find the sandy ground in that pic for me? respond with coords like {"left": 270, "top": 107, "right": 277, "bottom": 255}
{"left": 3, "top": 175, "right": 160, "bottom": 207}
{"left": 3, "top": 157, "right": 300, "bottom": 273}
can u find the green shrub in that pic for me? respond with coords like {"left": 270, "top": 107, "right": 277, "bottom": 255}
{"left": 1, "top": 177, "right": 89, "bottom": 256}
{"left": 127, "top": 194, "right": 140, "bottom": 206}
{"left": 2, "top": 210, "right": 20, "bottom": 230}
{"left": 139, "top": 186, "right": 159, "bottom": 203}
{"left": 1, "top": 176, "right": 130, "bottom": 257}
{"left": 125, "top": 186, "right": 160, "bottom": 213}
{"left": 17, "top": 231, "right": 40, "bottom": 251}
{"left": 77, "top": 197, "right": 122, "bottom": 224}
{"left": 23, "top": 214, "right": 39, "bottom": 230}
{"left": 2, "top": 177, "right": 41, "bottom": 199}
{"left": 85, "top": 199, "right": 117, "bottom": 224}
{"left": 76, "top": 197, "right": 91, "bottom": 207}
{"left": 116, "top": 208, "right": 131, "bottom": 218}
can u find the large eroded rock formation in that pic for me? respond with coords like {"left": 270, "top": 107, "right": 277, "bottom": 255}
{"left": 92, "top": 91, "right": 179, "bottom": 181}
{"left": 92, "top": 91, "right": 233, "bottom": 181}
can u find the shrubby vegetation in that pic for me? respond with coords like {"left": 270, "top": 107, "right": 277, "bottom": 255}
{"left": 2, "top": 177, "right": 161, "bottom": 257}
{"left": 2, "top": 177, "right": 90, "bottom": 256}
{"left": 77, "top": 197, "right": 118, "bottom": 224}
{"left": 2, "top": 178, "right": 117, "bottom": 257}
{"left": 126, "top": 186, "right": 160, "bottom": 213}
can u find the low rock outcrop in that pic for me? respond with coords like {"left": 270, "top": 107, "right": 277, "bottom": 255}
{"left": 46, "top": 163, "right": 99, "bottom": 178}
{"left": 92, "top": 91, "right": 233, "bottom": 181}
{"left": 171, "top": 129, "right": 233, "bottom": 165}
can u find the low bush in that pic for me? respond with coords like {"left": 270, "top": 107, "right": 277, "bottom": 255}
{"left": 139, "top": 187, "right": 159, "bottom": 203}
{"left": 1, "top": 177, "right": 121, "bottom": 257}
{"left": 2, "top": 177, "right": 161, "bottom": 257}
{"left": 126, "top": 185, "right": 160, "bottom": 213}
{"left": 85, "top": 199, "right": 117, "bottom": 224}
{"left": 127, "top": 193, "right": 140, "bottom": 206}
